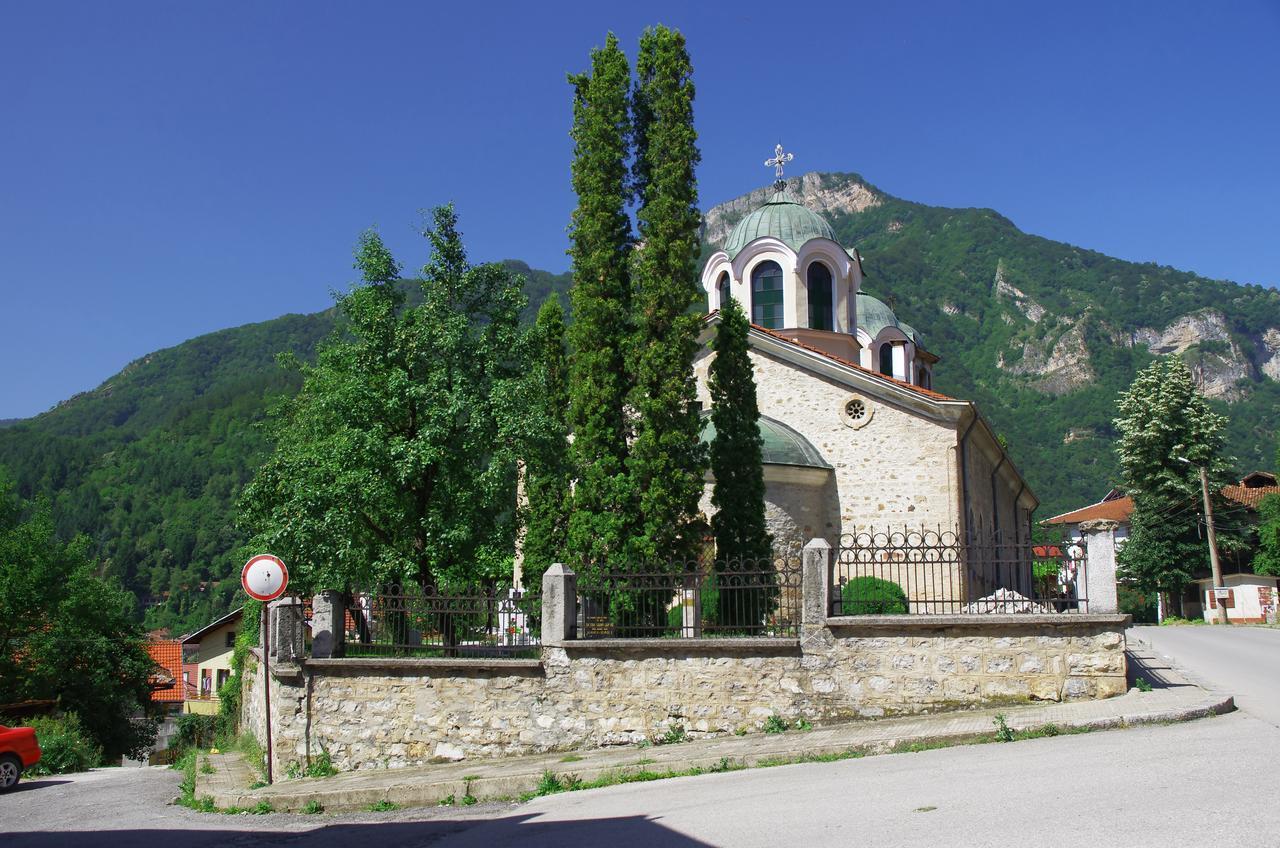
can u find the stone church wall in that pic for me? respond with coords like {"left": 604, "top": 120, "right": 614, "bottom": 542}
{"left": 694, "top": 347, "right": 960, "bottom": 539}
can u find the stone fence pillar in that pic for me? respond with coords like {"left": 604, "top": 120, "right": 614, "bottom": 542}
{"left": 541, "top": 563, "right": 577, "bottom": 644}
{"left": 802, "top": 538, "right": 833, "bottom": 627}
{"left": 311, "top": 590, "right": 345, "bottom": 658}
{"left": 1079, "top": 519, "right": 1120, "bottom": 614}
{"left": 269, "top": 596, "right": 306, "bottom": 663}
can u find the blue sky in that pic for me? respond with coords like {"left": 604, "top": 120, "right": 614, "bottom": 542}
{"left": 2, "top": 1, "right": 1277, "bottom": 418}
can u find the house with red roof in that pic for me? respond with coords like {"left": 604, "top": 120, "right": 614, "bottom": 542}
{"left": 1043, "top": 472, "right": 1280, "bottom": 622}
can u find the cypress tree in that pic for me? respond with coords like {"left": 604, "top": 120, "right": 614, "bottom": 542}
{"left": 708, "top": 298, "right": 774, "bottom": 625}
{"left": 627, "top": 25, "right": 707, "bottom": 565}
{"left": 564, "top": 34, "right": 636, "bottom": 572}
{"left": 522, "top": 295, "right": 572, "bottom": 589}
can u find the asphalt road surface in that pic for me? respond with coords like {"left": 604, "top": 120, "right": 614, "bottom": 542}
{"left": 1133, "top": 624, "right": 1280, "bottom": 725}
{"left": 5, "top": 626, "right": 1277, "bottom": 847}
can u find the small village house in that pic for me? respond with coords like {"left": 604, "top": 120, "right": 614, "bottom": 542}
{"left": 181, "top": 607, "right": 242, "bottom": 714}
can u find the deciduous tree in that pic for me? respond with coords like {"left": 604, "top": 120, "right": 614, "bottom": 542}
{"left": 1114, "top": 358, "right": 1236, "bottom": 614}
{"left": 0, "top": 477, "right": 156, "bottom": 761}
{"left": 240, "top": 211, "right": 531, "bottom": 592}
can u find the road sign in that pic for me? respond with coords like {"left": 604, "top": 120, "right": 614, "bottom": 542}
{"left": 241, "top": 554, "right": 289, "bottom": 602}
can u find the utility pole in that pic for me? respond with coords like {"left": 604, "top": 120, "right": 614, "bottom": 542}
{"left": 1197, "top": 464, "right": 1228, "bottom": 625}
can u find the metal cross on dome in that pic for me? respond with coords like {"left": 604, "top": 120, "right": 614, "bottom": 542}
{"left": 765, "top": 143, "right": 794, "bottom": 181}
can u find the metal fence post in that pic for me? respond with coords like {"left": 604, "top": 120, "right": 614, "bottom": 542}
{"left": 802, "top": 538, "right": 833, "bottom": 624}
{"left": 541, "top": 563, "right": 577, "bottom": 643}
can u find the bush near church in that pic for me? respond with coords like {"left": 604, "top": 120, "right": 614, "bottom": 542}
{"left": 840, "top": 576, "right": 909, "bottom": 615}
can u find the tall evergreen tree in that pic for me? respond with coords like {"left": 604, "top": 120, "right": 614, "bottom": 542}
{"left": 240, "top": 212, "right": 531, "bottom": 593}
{"left": 1114, "top": 357, "right": 1237, "bottom": 616}
{"left": 626, "top": 25, "right": 707, "bottom": 565}
{"left": 708, "top": 298, "right": 774, "bottom": 625}
{"left": 522, "top": 296, "right": 572, "bottom": 589}
{"left": 564, "top": 34, "right": 637, "bottom": 572}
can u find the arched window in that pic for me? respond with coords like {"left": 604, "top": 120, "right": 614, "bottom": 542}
{"left": 717, "top": 271, "right": 731, "bottom": 311}
{"left": 751, "top": 261, "right": 784, "bottom": 329}
{"left": 807, "top": 262, "right": 833, "bottom": 331}
{"left": 879, "top": 343, "right": 894, "bottom": 377}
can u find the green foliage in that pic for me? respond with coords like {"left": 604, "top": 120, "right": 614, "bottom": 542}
{"left": 367, "top": 799, "right": 399, "bottom": 812}
{"left": 302, "top": 800, "right": 324, "bottom": 814}
{"left": 240, "top": 214, "right": 533, "bottom": 592}
{"left": 522, "top": 296, "right": 572, "bottom": 590}
{"left": 993, "top": 713, "right": 1014, "bottom": 742}
{"left": 1134, "top": 677, "right": 1153, "bottom": 692}
{"left": 708, "top": 298, "right": 775, "bottom": 628}
{"left": 0, "top": 481, "right": 156, "bottom": 760}
{"left": 215, "top": 603, "right": 258, "bottom": 739}
{"left": 306, "top": 750, "right": 337, "bottom": 778}
{"left": 840, "top": 576, "right": 909, "bottom": 615}
{"left": 22, "top": 713, "right": 101, "bottom": 775}
{"left": 565, "top": 33, "right": 638, "bottom": 572}
{"left": 658, "top": 723, "right": 687, "bottom": 745}
{"left": 762, "top": 715, "right": 788, "bottom": 735}
{"left": 1253, "top": 494, "right": 1280, "bottom": 577}
{"left": 1118, "top": 583, "right": 1159, "bottom": 623}
{"left": 1114, "top": 359, "right": 1239, "bottom": 601}
{"left": 176, "top": 713, "right": 219, "bottom": 752}
{"left": 625, "top": 25, "right": 707, "bottom": 564}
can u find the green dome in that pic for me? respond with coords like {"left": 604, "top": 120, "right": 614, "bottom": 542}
{"left": 699, "top": 413, "right": 832, "bottom": 470}
{"left": 857, "top": 291, "right": 921, "bottom": 345}
{"left": 723, "top": 190, "right": 836, "bottom": 259}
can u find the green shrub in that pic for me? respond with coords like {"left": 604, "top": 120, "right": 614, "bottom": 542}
{"left": 1118, "top": 584, "right": 1158, "bottom": 624}
{"left": 24, "top": 713, "right": 102, "bottom": 775}
{"left": 762, "top": 715, "right": 788, "bottom": 734}
{"left": 840, "top": 576, "right": 908, "bottom": 615}
{"left": 176, "top": 713, "right": 219, "bottom": 752}
{"left": 306, "top": 751, "right": 337, "bottom": 778}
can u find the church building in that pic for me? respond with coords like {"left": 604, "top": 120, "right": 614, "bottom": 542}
{"left": 694, "top": 148, "right": 1035, "bottom": 554}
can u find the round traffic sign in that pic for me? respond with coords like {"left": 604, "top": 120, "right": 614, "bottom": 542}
{"left": 242, "top": 555, "right": 289, "bottom": 602}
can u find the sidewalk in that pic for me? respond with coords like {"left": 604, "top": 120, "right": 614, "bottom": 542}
{"left": 197, "top": 644, "right": 1232, "bottom": 813}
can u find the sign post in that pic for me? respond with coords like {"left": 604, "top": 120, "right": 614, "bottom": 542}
{"left": 241, "top": 555, "right": 289, "bottom": 784}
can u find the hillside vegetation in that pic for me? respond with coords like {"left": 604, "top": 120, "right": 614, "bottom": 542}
{"left": 2, "top": 178, "right": 1277, "bottom": 633}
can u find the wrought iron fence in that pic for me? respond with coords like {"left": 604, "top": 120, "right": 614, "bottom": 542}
{"left": 345, "top": 582, "right": 540, "bottom": 658}
{"left": 575, "top": 557, "right": 802, "bottom": 639}
{"left": 831, "top": 527, "right": 1087, "bottom": 615}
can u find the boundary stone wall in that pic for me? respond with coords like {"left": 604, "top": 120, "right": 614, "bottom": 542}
{"left": 241, "top": 614, "right": 1127, "bottom": 774}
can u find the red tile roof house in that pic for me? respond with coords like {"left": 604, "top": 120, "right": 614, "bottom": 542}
{"left": 1043, "top": 472, "right": 1280, "bottom": 623}
{"left": 142, "top": 639, "right": 186, "bottom": 763}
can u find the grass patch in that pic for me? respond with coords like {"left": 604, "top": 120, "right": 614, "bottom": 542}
{"left": 1134, "top": 677, "right": 1153, "bottom": 692}
{"left": 302, "top": 800, "right": 324, "bottom": 814}
{"left": 199, "top": 759, "right": 216, "bottom": 775}
{"left": 513, "top": 719, "right": 1103, "bottom": 806}
{"left": 762, "top": 715, "right": 788, "bottom": 734}
{"left": 558, "top": 754, "right": 583, "bottom": 763}
{"left": 367, "top": 800, "right": 399, "bottom": 812}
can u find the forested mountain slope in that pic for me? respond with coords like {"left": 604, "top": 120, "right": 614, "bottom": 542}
{"left": 0, "top": 263, "right": 570, "bottom": 633}
{"left": 705, "top": 172, "right": 1280, "bottom": 518}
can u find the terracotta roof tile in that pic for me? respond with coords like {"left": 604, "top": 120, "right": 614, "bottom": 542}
{"left": 701, "top": 311, "right": 956, "bottom": 402}
{"left": 1223, "top": 485, "right": 1280, "bottom": 510}
{"left": 146, "top": 640, "right": 185, "bottom": 703}
{"left": 1043, "top": 496, "right": 1135, "bottom": 526}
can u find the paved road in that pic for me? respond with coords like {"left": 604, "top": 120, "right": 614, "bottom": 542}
{"left": 1133, "top": 624, "right": 1280, "bottom": 725}
{"left": 5, "top": 711, "right": 1277, "bottom": 847}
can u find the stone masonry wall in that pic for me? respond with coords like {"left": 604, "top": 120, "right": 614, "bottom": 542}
{"left": 693, "top": 347, "right": 960, "bottom": 537}
{"left": 242, "top": 618, "right": 1127, "bottom": 774}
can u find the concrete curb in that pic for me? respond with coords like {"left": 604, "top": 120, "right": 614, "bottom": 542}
{"left": 196, "top": 687, "right": 1234, "bottom": 813}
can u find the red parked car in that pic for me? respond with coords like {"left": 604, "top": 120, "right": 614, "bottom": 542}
{"left": 0, "top": 725, "right": 42, "bottom": 791}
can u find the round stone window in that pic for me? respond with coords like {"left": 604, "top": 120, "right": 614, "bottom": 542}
{"left": 840, "top": 395, "right": 873, "bottom": 429}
